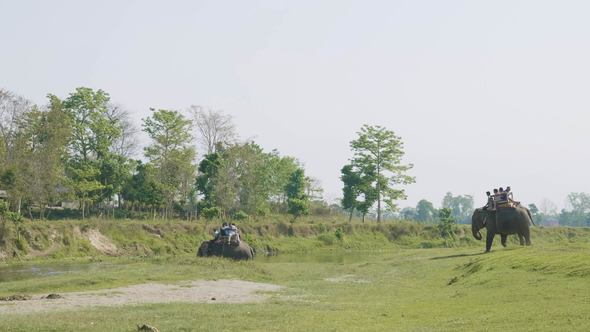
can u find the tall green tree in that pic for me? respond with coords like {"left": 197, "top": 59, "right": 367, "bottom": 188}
{"left": 416, "top": 199, "right": 437, "bottom": 223}
{"left": 267, "top": 151, "right": 299, "bottom": 212}
{"left": 441, "top": 192, "right": 474, "bottom": 224}
{"left": 121, "top": 162, "right": 164, "bottom": 217}
{"left": 559, "top": 192, "right": 590, "bottom": 226}
{"left": 350, "top": 124, "right": 415, "bottom": 222}
{"left": 211, "top": 142, "right": 273, "bottom": 217}
{"left": 340, "top": 163, "right": 378, "bottom": 222}
{"left": 142, "top": 109, "right": 196, "bottom": 218}
{"left": 57, "top": 87, "right": 126, "bottom": 218}
{"left": 0, "top": 89, "right": 33, "bottom": 212}
{"left": 60, "top": 88, "right": 119, "bottom": 160}
{"left": 14, "top": 100, "right": 70, "bottom": 218}
{"left": 197, "top": 143, "right": 302, "bottom": 218}
{"left": 340, "top": 164, "right": 361, "bottom": 221}
{"left": 285, "top": 168, "right": 309, "bottom": 220}
{"left": 401, "top": 207, "right": 418, "bottom": 220}
{"left": 196, "top": 151, "right": 221, "bottom": 214}
{"left": 0, "top": 89, "right": 32, "bottom": 165}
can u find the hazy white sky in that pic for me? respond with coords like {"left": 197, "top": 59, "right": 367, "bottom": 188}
{"left": 2, "top": 0, "right": 589, "bottom": 211}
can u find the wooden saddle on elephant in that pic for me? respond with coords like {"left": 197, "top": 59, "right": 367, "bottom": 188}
{"left": 495, "top": 201, "right": 517, "bottom": 209}
{"left": 215, "top": 235, "right": 240, "bottom": 246}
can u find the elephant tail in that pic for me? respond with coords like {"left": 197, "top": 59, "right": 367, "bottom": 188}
{"left": 526, "top": 208, "right": 536, "bottom": 226}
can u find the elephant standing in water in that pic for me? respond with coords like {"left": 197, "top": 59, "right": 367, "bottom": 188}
{"left": 197, "top": 240, "right": 255, "bottom": 260}
{"left": 472, "top": 206, "right": 535, "bottom": 252}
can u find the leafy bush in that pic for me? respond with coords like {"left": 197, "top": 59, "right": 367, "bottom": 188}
{"left": 335, "top": 227, "right": 344, "bottom": 240}
{"left": 438, "top": 208, "right": 456, "bottom": 239}
{"left": 317, "top": 233, "right": 336, "bottom": 245}
{"left": 0, "top": 201, "right": 22, "bottom": 223}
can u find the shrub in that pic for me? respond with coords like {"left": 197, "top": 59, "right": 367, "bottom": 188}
{"left": 438, "top": 208, "right": 456, "bottom": 239}
{"left": 335, "top": 227, "right": 344, "bottom": 240}
{"left": 317, "top": 233, "right": 336, "bottom": 245}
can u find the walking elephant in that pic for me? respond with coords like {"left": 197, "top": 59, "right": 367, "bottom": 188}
{"left": 471, "top": 206, "right": 535, "bottom": 252}
{"left": 197, "top": 240, "right": 255, "bottom": 260}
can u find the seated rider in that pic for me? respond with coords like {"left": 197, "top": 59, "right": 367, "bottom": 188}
{"left": 490, "top": 188, "right": 500, "bottom": 210}
{"left": 498, "top": 187, "right": 508, "bottom": 203}
{"left": 505, "top": 186, "right": 513, "bottom": 200}
{"left": 483, "top": 191, "right": 493, "bottom": 210}
{"left": 214, "top": 222, "right": 229, "bottom": 240}
{"left": 505, "top": 186, "right": 520, "bottom": 206}
{"left": 228, "top": 223, "right": 241, "bottom": 244}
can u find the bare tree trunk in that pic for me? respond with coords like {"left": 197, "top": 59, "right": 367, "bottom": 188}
{"left": 377, "top": 143, "right": 382, "bottom": 222}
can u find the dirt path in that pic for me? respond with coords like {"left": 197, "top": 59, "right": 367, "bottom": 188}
{"left": 0, "top": 280, "right": 282, "bottom": 315}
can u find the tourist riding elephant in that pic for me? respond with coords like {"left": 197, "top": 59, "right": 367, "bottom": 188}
{"left": 197, "top": 240, "right": 255, "bottom": 260}
{"left": 471, "top": 206, "right": 535, "bottom": 252}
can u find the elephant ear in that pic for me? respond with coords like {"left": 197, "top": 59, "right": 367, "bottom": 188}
{"left": 482, "top": 215, "right": 488, "bottom": 226}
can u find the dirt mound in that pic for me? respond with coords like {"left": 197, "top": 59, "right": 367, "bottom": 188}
{"left": 84, "top": 229, "right": 119, "bottom": 255}
{"left": 44, "top": 293, "right": 63, "bottom": 299}
{"left": 0, "top": 279, "right": 282, "bottom": 314}
{"left": 137, "top": 324, "right": 159, "bottom": 332}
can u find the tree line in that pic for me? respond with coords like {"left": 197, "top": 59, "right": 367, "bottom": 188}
{"left": 0, "top": 87, "right": 318, "bottom": 220}
{"left": 1, "top": 87, "right": 422, "bottom": 222}
{"left": 397, "top": 192, "right": 590, "bottom": 227}
{"left": 528, "top": 193, "right": 590, "bottom": 227}
{"left": 2, "top": 87, "right": 588, "bottom": 226}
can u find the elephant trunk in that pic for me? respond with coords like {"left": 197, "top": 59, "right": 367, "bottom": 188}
{"left": 472, "top": 227, "right": 482, "bottom": 240}
{"left": 471, "top": 217, "right": 483, "bottom": 240}
{"left": 471, "top": 209, "right": 484, "bottom": 240}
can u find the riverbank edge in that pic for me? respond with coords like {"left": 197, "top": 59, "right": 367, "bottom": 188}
{"left": 0, "top": 218, "right": 587, "bottom": 263}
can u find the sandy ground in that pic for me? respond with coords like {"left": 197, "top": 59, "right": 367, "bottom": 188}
{"left": 83, "top": 228, "right": 119, "bottom": 255}
{"left": 0, "top": 280, "right": 282, "bottom": 315}
{"left": 324, "top": 274, "right": 370, "bottom": 284}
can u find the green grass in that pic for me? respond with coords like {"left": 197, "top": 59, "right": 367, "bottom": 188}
{"left": 0, "top": 241, "right": 589, "bottom": 331}
{"left": 1, "top": 219, "right": 589, "bottom": 331}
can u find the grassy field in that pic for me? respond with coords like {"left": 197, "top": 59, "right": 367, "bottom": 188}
{"left": 0, "top": 219, "right": 589, "bottom": 331}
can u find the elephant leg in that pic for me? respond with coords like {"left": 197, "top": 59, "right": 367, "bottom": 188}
{"left": 517, "top": 234, "right": 525, "bottom": 245}
{"left": 485, "top": 231, "right": 495, "bottom": 252}
{"left": 197, "top": 241, "right": 210, "bottom": 257}
{"left": 523, "top": 228, "right": 531, "bottom": 246}
{"left": 500, "top": 234, "right": 508, "bottom": 247}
